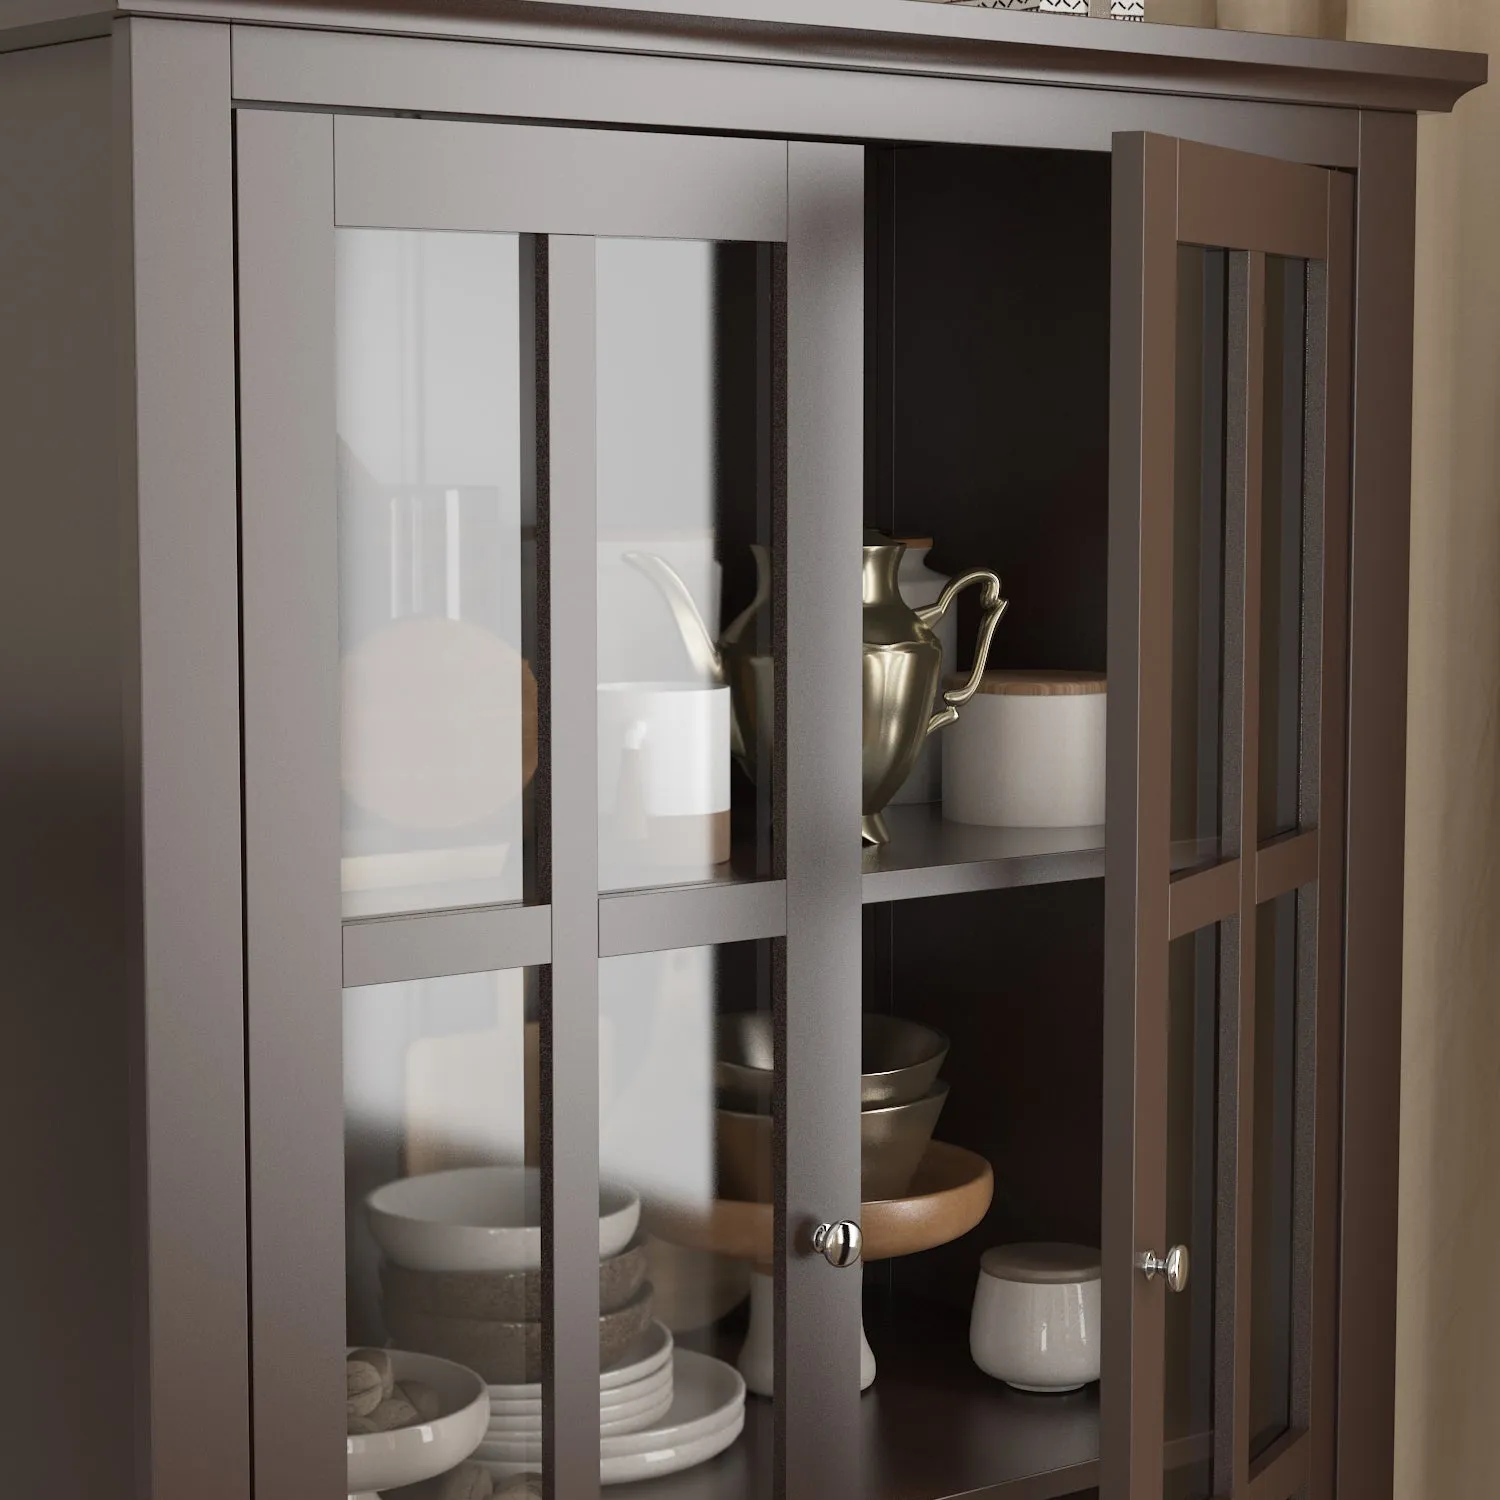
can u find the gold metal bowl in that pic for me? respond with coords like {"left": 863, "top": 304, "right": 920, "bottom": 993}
{"left": 715, "top": 1012, "right": 949, "bottom": 1112}
{"left": 716, "top": 1082, "right": 948, "bottom": 1202}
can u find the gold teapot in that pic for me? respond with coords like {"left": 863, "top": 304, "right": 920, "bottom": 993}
{"left": 861, "top": 532, "right": 1007, "bottom": 845}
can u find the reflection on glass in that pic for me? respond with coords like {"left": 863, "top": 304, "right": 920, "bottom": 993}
{"left": 1171, "top": 248, "right": 1229, "bottom": 870}
{"left": 597, "top": 239, "right": 777, "bottom": 892}
{"left": 338, "top": 230, "right": 536, "bottom": 918}
{"left": 598, "top": 942, "right": 770, "bottom": 1492}
{"left": 1165, "top": 923, "right": 1220, "bottom": 1481}
{"left": 1251, "top": 891, "right": 1301, "bottom": 1456}
{"left": 1259, "top": 256, "right": 1309, "bottom": 841}
{"left": 344, "top": 968, "right": 539, "bottom": 1492}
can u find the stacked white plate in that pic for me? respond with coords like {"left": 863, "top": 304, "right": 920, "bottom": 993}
{"left": 473, "top": 1321, "right": 747, "bottom": 1485}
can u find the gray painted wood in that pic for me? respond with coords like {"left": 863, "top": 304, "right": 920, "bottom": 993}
{"left": 343, "top": 903, "right": 554, "bottom": 987}
{"left": 0, "top": 34, "right": 137, "bottom": 1500}
{"left": 541, "top": 232, "right": 604, "bottom": 1500}
{"left": 335, "top": 115, "right": 788, "bottom": 242}
{"left": 238, "top": 106, "right": 344, "bottom": 1500}
{"left": 114, "top": 19, "right": 251, "bottom": 1500}
{"left": 781, "top": 140, "right": 865, "bottom": 1500}
{"left": 236, "top": 25, "right": 1363, "bottom": 168}
{"left": 599, "top": 881, "right": 787, "bottom": 956}
{"left": 13, "top": 0, "right": 1482, "bottom": 110}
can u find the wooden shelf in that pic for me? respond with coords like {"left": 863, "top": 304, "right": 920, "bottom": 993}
{"left": 622, "top": 1297, "right": 1116, "bottom": 1500}
{"left": 863, "top": 806, "right": 1104, "bottom": 905}
{"left": 860, "top": 1296, "right": 1100, "bottom": 1500}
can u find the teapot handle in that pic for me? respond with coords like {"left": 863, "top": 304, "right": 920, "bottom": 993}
{"left": 917, "top": 569, "right": 1009, "bottom": 737}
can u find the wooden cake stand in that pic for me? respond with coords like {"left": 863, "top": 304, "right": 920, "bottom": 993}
{"left": 644, "top": 1140, "right": 994, "bottom": 1395}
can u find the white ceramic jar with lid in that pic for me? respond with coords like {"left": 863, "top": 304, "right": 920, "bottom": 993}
{"left": 969, "top": 1242, "right": 1101, "bottom": 1392}
{"left": 942, "top": 670, "right": 1106, "bottom": 828}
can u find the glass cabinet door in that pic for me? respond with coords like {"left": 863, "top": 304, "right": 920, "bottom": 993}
{"left": 1103, "top": 134, "right": 1353, "bottom": 1500}
{"left": 236, "top": 109, "right": 842, "bottom": 1500}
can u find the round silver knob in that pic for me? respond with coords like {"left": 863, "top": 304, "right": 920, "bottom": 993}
{"left": 1139, "top": 1245, "right": 1190, "bottom": 1293}
{"left": 812, "top": 1221, "right": 862, "bottom": 1268}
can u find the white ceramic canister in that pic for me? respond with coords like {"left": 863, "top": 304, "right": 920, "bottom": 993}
{"left": 969, "top": 1242, "right": 1101, "bottom": 1392}
{"left": 942, "top": 670, "right": 1106, "bottom": 828}
{"left": 598, "top": 682, "right": 731, "bottom": 885}
{"left": 891, "top": 539, "right": 956, "bottom": 806}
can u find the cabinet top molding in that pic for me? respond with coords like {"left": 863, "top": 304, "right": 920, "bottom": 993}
{"left": 5, "top": 0, "right": 1486, "bottom": 111}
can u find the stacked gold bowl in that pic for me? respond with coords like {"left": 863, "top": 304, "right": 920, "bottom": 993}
{"left": 714, "top": 1013, "right": 950, "bottom": 1201}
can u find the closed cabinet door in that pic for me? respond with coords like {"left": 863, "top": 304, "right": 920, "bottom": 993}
{"left": 1103, "top": 134, "right": 1353, "bottom": 1500}
{"left": 237, "top": 107, "right": 862, "bottom": 1500}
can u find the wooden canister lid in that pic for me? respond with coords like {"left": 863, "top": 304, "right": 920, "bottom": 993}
{"left": 979, "top": 1242, "right": 1102, "bottom": 1285}
{"left": 946, "top": 669, "right": 1106, "bottom": 697}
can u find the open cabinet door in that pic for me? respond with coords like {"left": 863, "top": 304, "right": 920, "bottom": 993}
{"left": 1102, "top": 135, "right": 1353, "bottom": 1500}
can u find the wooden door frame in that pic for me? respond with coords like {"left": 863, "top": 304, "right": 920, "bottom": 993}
{"left": 1103, "top": 131, "right": 1354, "bottom": 1500}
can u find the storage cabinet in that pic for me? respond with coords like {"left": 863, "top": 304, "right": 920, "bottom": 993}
{"left": 0, "top": 5, "right": 1485, "bottom": 1500}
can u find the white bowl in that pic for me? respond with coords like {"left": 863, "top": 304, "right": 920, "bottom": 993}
{"left": 346, "top": 1348, "right": 489, "bottom": 1497}
{"left": 969, "top": 1243, "right": 1101, "bottom": 1392}
{"left": 367, "top": 1166, "right": 641, "bottom": 1274}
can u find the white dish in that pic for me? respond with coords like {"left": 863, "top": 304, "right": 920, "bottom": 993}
{"left": 489, "top": 1361, "right": 672, "bottom": 1425}
{"left": 487, "top": 1321, "right": 673, "bottom": 1405}
{"left": 366, "top": 1166, "right": 640, "bottom": 1274}
{"left": 479, "top": 1386, "right": 675, "bottom": 1449}
{"left": 475, "top": 1408, "right": 745, "bottom": 1486}
{"left": 476, "top": 1351, "right": 743, "bottom": 1465}
{"left": 487, "top": 1379, "right": 673, "bottom": 1435}
{"left": 346, "top": 1348, "right": 489, "bottom": 1499}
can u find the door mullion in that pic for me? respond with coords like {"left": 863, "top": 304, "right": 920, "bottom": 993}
{"left": 781, "top": 141, "right": 865, "bottom": 1500}
{"left": 540, "top": 233, "right": 603, "bottom": 1500}
{"left": 1214, "top": 248, "right": 1267, "bottom": 1500}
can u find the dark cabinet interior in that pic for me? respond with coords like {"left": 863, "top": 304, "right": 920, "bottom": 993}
{"left": 866, "top": 144, "right": 1113, "bottom": 677}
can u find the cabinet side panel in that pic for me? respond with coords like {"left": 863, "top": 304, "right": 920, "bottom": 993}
{"left": 115, "top": 18, "right": 250, "bottom": 1500}
{"left": 0, "top": 36, "right": 134, "bottom": 1498}
{"left": 1336, "top": 109, "right": 1416, "bottom": 1500}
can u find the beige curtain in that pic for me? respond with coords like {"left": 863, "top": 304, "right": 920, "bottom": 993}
{"left": 1343, "top": 4, "right": 1500, "bottom": 1497}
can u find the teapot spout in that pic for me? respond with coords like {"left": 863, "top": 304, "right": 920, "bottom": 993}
{"left": 623, "top": 551, "right": 725, "bottom": 685}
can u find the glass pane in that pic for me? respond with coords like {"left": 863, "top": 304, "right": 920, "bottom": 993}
{"left": 1251, "top": 890, "right": 1302, "bottom": 1456}
{"left": 1165, "top": 923, "right": 1221, "bottom": 1489}
{"left": 344, "top": 967, "right": 541, "bottom": 1495}
{"left": 337, "top": 230, "right": 537, "bottom": 918}
{"left": 1258, "top": 256, "right": 1309, "bottom": 841}
{"left": 601, "top": 940, "right": 770, "bottom": 1497}
{"left": 1171, "top": 248, "right": 1230, "bottom": 872}
{"left": 597, "top": 240, "right": 778, "bottom": 893}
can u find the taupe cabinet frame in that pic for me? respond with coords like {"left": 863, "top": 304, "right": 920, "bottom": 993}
{"left": 1105, "top": 134, "right": 1352, "bottom": 1500}
{"left": 0, "top": 6, "right": 1481, "bottom": 1500}
{"left": 238, "top": 110, "right": 866, "bottom": 1500}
